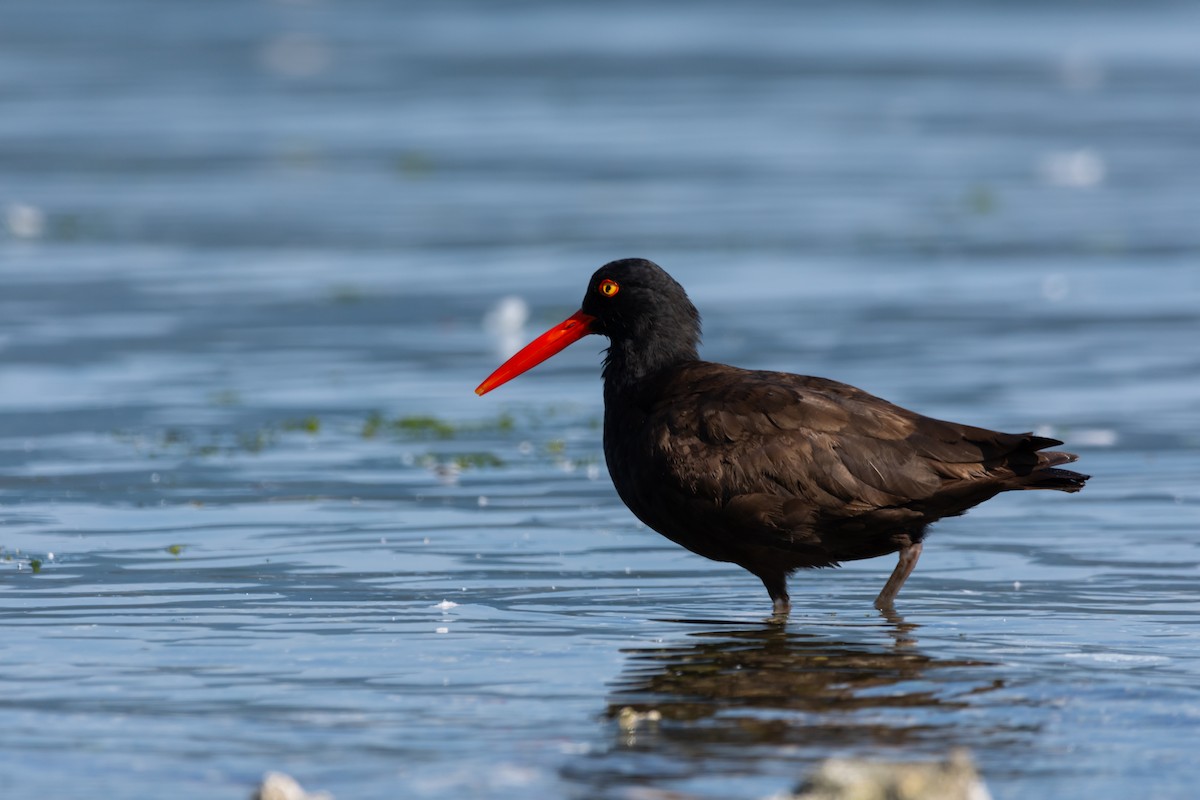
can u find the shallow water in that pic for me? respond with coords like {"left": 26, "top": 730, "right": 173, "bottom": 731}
{"left": 2, "top": 1, "right": 1199, "bottom": 798}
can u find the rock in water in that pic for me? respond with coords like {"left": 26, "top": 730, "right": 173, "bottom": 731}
{"left": 253, "top": 772, "right": 333, "bottom": 800}
{"left": 780, "top": 750, "right": 991, "bottom": 800}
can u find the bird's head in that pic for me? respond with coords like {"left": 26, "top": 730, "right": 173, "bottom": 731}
{"left": 475, "top": 258, "right": 701, "bottom": 395}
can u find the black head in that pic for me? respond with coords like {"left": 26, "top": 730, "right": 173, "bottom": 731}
{"left": 580, "top": 258, "right": 702, "bottom": 362}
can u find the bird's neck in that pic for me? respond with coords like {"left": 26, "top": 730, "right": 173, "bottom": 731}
{"left": 601, "top": 335, "right": 698, "bottom": 402}
{"left": 599, "top": 291, "right": 702, "bottom": 402}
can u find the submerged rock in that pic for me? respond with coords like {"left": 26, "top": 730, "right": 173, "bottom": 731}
{"left": 615, "top": 705, "right": 663, "bottom": 732}
{"left": 253, "top": 772, "right": 333, "bottom": 800}
{"left": 778, "top": 750, "right": 991, "bottom": 800}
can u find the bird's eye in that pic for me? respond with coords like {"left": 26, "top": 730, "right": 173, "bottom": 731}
{"left": 598, "top": 279, "right": 620, "bottom": 297}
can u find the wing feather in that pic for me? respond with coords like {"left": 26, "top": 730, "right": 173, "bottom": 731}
{"left": 648, "top": 363, "right": 1052, "bottom": 521}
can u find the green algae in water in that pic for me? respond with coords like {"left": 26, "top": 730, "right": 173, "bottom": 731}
{"left": 363, "top": 412, "right": 455, "bottom": 439}
{"left": 111, "top": 411, "right": 521, "bottom": 472}
{"left": 162, "top": 428, "right": 189, "bottom": 446}
{"left": 418, "top": 452, "right": 505, "bottom": 471}
{"left": 362, "top": 412, "right": 514, "bottom": 439}
{"left": 237, "top": 430, "right": 274, "bottom": 453}
{"left": 451, "top": 452, "right": 505, "bottom": 469}
{"left": 281, "top": 416, "right": 321, "bottom": 434}
{"left": 392, "top": 415, "right": 457, "bottom": 438}
{"left": 166, "top": 544, "right": 186, "bottom": 557}
{"left": 362, "top": 411, "right": 385, "bottom": 439}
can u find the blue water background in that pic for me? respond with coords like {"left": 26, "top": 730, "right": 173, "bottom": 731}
{"left": 2, "top": 2, "right": 1199, "bottom": 798}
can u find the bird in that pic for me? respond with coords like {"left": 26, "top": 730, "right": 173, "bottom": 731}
{"left": 475, "top": 258, "right": 1088, "bottom": 613}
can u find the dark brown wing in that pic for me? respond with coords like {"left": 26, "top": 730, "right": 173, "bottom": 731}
{"left": 646, "top": 362, "right": 1079, "bottom": 527}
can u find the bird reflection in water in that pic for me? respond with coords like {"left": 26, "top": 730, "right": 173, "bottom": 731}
{"left": 567, "top": 616, "right": 1029, "bottom": 797}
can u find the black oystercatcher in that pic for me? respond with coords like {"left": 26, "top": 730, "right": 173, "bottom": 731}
{"left": 475, "top": 259, "right": 1088, "bottom": 612}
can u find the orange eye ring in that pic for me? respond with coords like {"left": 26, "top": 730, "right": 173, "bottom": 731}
{"left": 598, "top": 279, "right": 620, "bottom": 297}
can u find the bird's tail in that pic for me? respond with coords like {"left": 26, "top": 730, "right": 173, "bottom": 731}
{"left": 1013, "top": 437, "right": 1089, "bottom": 493}
{"left": 1020, "top": 466, "right": 1089, "bottom": 493}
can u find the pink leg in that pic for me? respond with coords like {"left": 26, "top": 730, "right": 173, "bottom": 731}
{"left": 760, "top": 573, "right": 791, "bottom": 616}
{"left": 874, "top": 542, "right": 923, "bottom": 609}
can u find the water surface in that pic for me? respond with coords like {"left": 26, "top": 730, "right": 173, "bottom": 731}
{"left": 2, "top": 2, "right": 1199, "bottom": 798}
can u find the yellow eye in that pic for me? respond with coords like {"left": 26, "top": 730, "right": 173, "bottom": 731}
{"left": 598, "top": 279, "right": 620, "bottom": 297}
